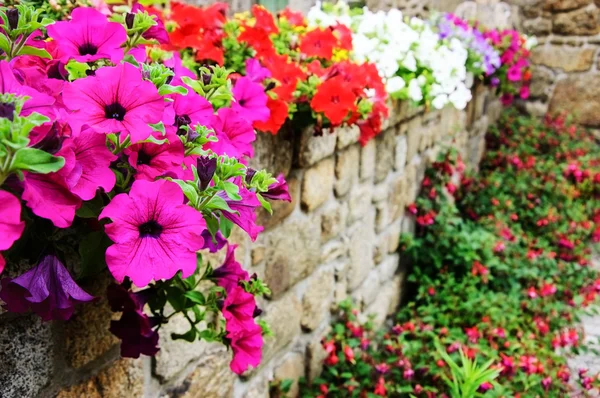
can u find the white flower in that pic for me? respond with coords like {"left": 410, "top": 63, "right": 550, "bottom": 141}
{"left": 449, "top": 85, "right": 472, "bottom": 110}
{"left": 408, "top": 79, "right": 423, "bottom": 102}
{"left": 387, "top": 76, "right": 406, "bottom": 93}
{"left": 432, "top": 94, "right": 448, "bottom": 109}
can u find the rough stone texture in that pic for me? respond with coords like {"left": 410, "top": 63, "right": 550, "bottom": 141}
{"left": 531, "top": 46, "right": 596, "bottom": 72}
{"left": 335, "top": 145, "right": 360, "bottom": 197}
{"left": 549, "top": 73, "right": 600, "bottom": 126}
{"left": 261, "top": 292, "right": 302, "bottom": 364}
{"left": 263, "top": 215, "right": 321, "bottom": 298}
{"left": 553, "top": 5, "right": 600, "bottom": 35}
{"left": 0, "top": 315, "right": 53, "bottom": 398}
{"left": 257, "top": 175, "right": 299, "bottom": 230}
{"left": 297, "top": 127, "right": 336, "bottom": 167}
{"left": 301, "top": 268, "right": 335, "bottom": 331}
{"left": 306, "top": 327, "right": 330, "bottom": 383}
{"left": 301, "top": 157, "right": 334, "bottom": 211}
{"left": 544, "top": 0, "right": 592, "bottom": 12}
{"left": 374, "top": 127, "right": 397, "bottom": 182}
{"left": 359, "top": 139, "right": 376, "bottom": 180}
{"left": 273, "top": 353, "right": 305, "bottom": 397}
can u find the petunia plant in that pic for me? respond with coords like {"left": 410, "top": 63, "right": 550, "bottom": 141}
{"left": 0, "top": 3, "right": 292, "bottom": 374}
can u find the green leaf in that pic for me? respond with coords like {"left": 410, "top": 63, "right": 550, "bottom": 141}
{"left": 78, "top": 231, "right": 112, "bottom": 278}
{"left": 17, "top": 45, "right": 51, "bottom": 59}
{"left": 158, "top": 84, "right": 188, "bottom": 96}
{"left": 257, "top": 193, "right": 272, "bottom": 214}
{"left": 171, "top": 326, "right": 197, "bottom": 342}
{"left": 184, "top": 291, "right": 206, "bottom": 305}
{"left": 11, "top": 147, "right": 65, "bottom": 174}
{"left": 0, "top": 34, "right": 10, "bottom": 55}
{"left": 76, "top": 195, "right": 105, "bottom": 218}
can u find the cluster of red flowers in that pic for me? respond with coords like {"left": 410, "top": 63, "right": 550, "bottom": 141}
{"left": 163, "top": 3, "right": 388, "bottom": 144}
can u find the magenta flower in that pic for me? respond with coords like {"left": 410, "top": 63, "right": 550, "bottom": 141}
{"left": 62, "top": 63, "right": 164, "bottom": 142}
{"left": 47, "top": 7, "right": 127, "bottom": 63}
{"left": 223, "top": 285, "right": 257, "bottom": 331}
{"left": 164, "top": 53, "right": 196, "bottom": 86}
{"left": 231, "top": 77, "right": 270, "bottom": 123}
{"left": 219, "top": 185, "right": 263, "bottom": 241}
{"left": 132, "top": 3, "right": 170, "bottom": 45}
{"left": 125, "top": 131, "right": 185, "bottom": 181}
{"left": 519, "top": 85, "right": 530, "bottom": 99}
{"left": 245, "top": 58, "right": 271, "bottom": 83}
{"left": 107, "top": 284, "right": 160, "bottom": 358}
{"left": 56, "top": 128, "right": 117, "bottom": 200}
{"left": 164, "top": 91, "right": 213, "bottom": 137}
{"left": 0, "top": 255, "right": 95, "bottom": 321}
{"left": 0, "top": 61, "right": 56, "bottom": 118}
{"left": 213, "top": 245, "right": 249, "bottom": 293}
{"left": 506, "top": 65, "right": 522, "bottom": 82}
{"left": 22, "top": 172, "right": 82, "bottom": 228}
{"left": 201, "top": 229, "right": 227, "bottom": 253}
{"left": 0, "top": 191, "right": 25, "bottom": 274}
{"left": 205, "top": 108, "right": 255, "bottom": 159}
{"left": 228, "top": 322, "right": 263, "bottom": 374}
{"left": 99, "top": 179, "right": 206, "bottom": 287}
{"left": 261, "top": 174, "right": 291, "bottom": 202}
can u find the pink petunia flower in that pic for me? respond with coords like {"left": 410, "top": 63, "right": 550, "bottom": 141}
{"left": 261, "top": 174, "right": 292, "bottom": 202}
{"left": 245, "top": 58, "right": 271, "bottom": 83}
{"left": 99, "top": 179, "right": 206, "bottom": 287}
{"left": 228, "top": 321, "right": 263, "bottom": 374}
{"left": 47, "top": 7, "right": 127, "bottom": 63}
{"left": 212, "top": 245, "right": 249, "bottom": 293}
{"left": 0, "top": 61, "right": 56, "bottom": 118}
{"left": 231, "top": 76, "right": 270, "bottom": 123}
{"left": 125, "top": 131, "right": 185, "bottom": 181}
{"left": 218, "top": 185, "right": 264, "bottom": 241}
{"left": 0, "top": 255, "right": 95, "bottom": 321}
{"left": 0, "top": 190, "right": 25, "bottom": 274}
{"left": 56, "top": 128, "right": 117, "bottom": 200}
{"left": 164, "top": 90, "right": 213, "bottom": 137}
{"left": 163, "top": 53, "right": 196, "bottom": 86}
{"left": 223, "top": 285, "right": 257, "bottom": 331}
{"left": 22, "top": 172, "right": 82, "bottom": 228}
{"left": 506, "top": 64, "right": 522, "bottom": 82}
{"left": 62, "top": 63, "right": 164, "bottom": 142}
{"left": 132, "top": 3, "right": 170, "bottom": 45}
{"left": 206, "top": 108, "right": 255, "bottom": 159}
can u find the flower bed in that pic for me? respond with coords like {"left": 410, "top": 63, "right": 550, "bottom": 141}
{"left": 0, "top": 0, "right": 535, "bottom": 386}
{"left": 300, "top": 110, "right": 600, "bottom": 397}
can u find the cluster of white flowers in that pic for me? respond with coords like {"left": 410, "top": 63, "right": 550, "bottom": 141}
{"left": 307, "top": 1, "right": 473, "bottom": 110}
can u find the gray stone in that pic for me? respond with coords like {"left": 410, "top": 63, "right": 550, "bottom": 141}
{"left": 301, "top": 157, "right": 334, "bottom": 211}
{"left": 335, "top": 145, "right": 360, "bottom": 197}
{"left": 321, "top": 202, "right": 348, "bottom": 241}
{"left": 522, "top": 17, "right": 552, "bottom": 35}
{"left": 302, "top": 268, "right": 335, "bottom": 331}
{"left": 352, "top": 269, "right": 380, "bottom": 307}
{"left": 529, "top": 66, "right": 555, "bottom": 100}
{"left": 263, "top": 216, "right": 321, "bottom": 298}
{"left": 297, "top": 127, "right": 337, "bottom": 167}
{"left": 348, "top": 184, "right": 374, "bottom": 224}
{"left": 359, "top": 139, "right": 376, "bottom": 180}
{"left": 0, "top": 315, "right": 53, "bottom": 398}
{"left": 273, "top": 353, "right": 305, "bottom": 397}
{"left": 374, "top": 128, "right": 397, "bottom": 183}
{"left": 261, "top": 292, "right": 301, "bottom": 364}
{"left": 395, "top": 135, "right": 408, "bottom": 173}
{"left": 336, "top": 125, "right": 360, "bottom": 149}
{"left": 347, "top": 218, "right": 375, "bottom": 290}
{"left": 378, "top": 253, "right": 400, "bottom": 282}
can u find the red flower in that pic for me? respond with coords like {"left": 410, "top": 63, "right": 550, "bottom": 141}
{"left": 332, "top": 23, "right": 353, "bottom": 51}
{"left": 253, "top": 98, "right": 288, "bottom": 134}
{"left": 251, "top": 5, "right": 278, "bottom": 34}
{"left": 300, "top": 27, "right": 337, "bottom": 60}
{"left": 263, "top": 54, "right": 305, "bottom": 102}
{"left": 310, "top": 76, "right": 356, "bottom": 125}
{"left": 239, "top": 26, "right": 276, "bottom": 59}
{"left": 280, "top": 8, "right": 306, "bottom": 27}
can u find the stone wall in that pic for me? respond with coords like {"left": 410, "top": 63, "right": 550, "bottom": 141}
{"left": 0, "top": 83, "right": 501, "bottom": 398}
{"left": 506, "top": 0, "right": 600, "bottom": 128}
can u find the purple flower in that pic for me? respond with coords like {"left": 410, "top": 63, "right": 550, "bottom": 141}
{"left": 219, "top": 184, "right": 264, "bottom": 241}
{"left": 262, "top": 174, "right": 291, "bottom": 202}
{"left": 212, "top": 245, "right": 249, "bottom": 293}
{"left": 245, "top": 58, "right": 271, "bottom": 83}
{"left": 205, "top": 108, "right": 256, "bottom": 159}
{"left": 231, "top": 76, "right": 270, "bottom": 123}
{"left": 0, "top": 255, "right": 95, "bottom": 321}
{"left": 132, "top": 3, "right": 170, "bottom": 45}
{"left": 201, "top": 229, "right": 227, "bottom": 253}
{"left": 107, "top": 284, "right": 160, "bottom": 358}
{"left": 47, "top": 7, "right": 127, "bottom": 63}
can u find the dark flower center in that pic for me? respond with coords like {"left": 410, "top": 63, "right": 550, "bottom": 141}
{"left": 0, "top": 102, "right": 16, "bottom": 121}
{"left": 105, "top": 103, "right": 127, "bottom": 121}
{"left": 78, "top": 42, "right": 98, "bottom": 56}
{"left": 238, "top": 98, "right": 247, "bottom": 107}
{"left": 138, "top": 220, "right": 163, "bottom": 238}
{"left": 137, "top": 150, "right": 152, "bottom": 166}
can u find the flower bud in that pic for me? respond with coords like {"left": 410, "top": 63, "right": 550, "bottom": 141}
{"left": 0, "top": 102, "right": 16, "bottom": 121}
{"left": 7, "top": 9, "right": 19, "bottom": 30}
{"left": 196, "top": 156, "right": 217, "bottom": 191}
{"left": 125, "top": 13, "right": 135, "bottom": 30}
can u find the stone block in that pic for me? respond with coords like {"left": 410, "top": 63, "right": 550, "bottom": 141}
{"left": 395, "top": 135, "right": 408, "bottom": 174}
{"left": 249, "top": 128, "right": 293, "bottom": 176}
{"left": 57, "top": 359, "right": 144, "bottom": 398}
{"left": 336, "top": 125, "right": 360, "bottom": 149}
{"left": 0, "top": 315, "right": 54, "bottom": 398}
{"left": 405, "top": 118, "right": 422, "bottom": 162}
{"left": 166, "top": 347, "right": 236, "bottom": 398}
{"left": 352, "top": 269, "right": 380, "bottom": 307}
{"left": 320, "top": 239, "right": 348, "bottom": 264}
{"left": 334, "top": 145, "right": 360, "bottom": 197}
{"left": 362, "top": 275, "right": 403, "bottom": 329}
{"left": 544, "top": 0, "right": 592, "bottom": 11}
{"left": 263, "top": 216, "right": 321, "bottom": 298}
{"left": 529, "top": 66, "right": 555, "bottom": 99}
{"left": 347, "top": 219, "right": 375, "bottom": 290}
{"left": 375, "top": 200, "right": 390, "bottom": 233}
{"left": 388, "top": 174, "right": 408, "bottom": 222}
{"left": 348, "top": 184, "right": 374, "bottom": 224}
{"left": 302, "top": 268, "right": 335, "bottom": 331}
{"left": 549, "top": 73, "right": 600, "bottom": 126}
{"left": 374, "top": 127, "right": 397, "bottom": 183}
{"left": 378, "top": 253, "right": 400, "bottom": 282}
{"left": 321, "top": 201, "right": 348, "bottom": 241}
{"left": 531, "top": 46, "right": 595, "bottom": 72}
{"left": 297, "top": 127, "right": 337, "bottom": 167}
{"left": 305, "top": 327, "right": 330, "bottom": 383}
{"left": 553, "top": 5, "right": 600, "bottom": 35}
{"left": 301, "top": 157, "right": 334, "bottom": 212}
{"left": 359, "top": 139, "right": 376, "bottom": 180}
{"left": 523, "top": 17, "right": 552, "bottom": 35}
{"left": 372, "top": 181, "right": 389, "bottom": 203}
{"left": 273, "top": 352, "right": 305, "bottom": 397}
{"left": 261, "top": 292, "right": 302, "bottom": 364}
